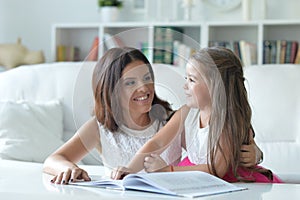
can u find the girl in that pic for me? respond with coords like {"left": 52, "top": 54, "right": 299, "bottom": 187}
{"left": 112, "top": 47, "right": 282, "bottom": 183}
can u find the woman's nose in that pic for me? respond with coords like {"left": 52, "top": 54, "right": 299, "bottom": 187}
{"left": 136, "top": 81, "right": 148, "bottom": 92}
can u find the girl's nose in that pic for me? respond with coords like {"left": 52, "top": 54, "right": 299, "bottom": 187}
{"left": 183, "top": 82, "right": 188, "bottom": 90}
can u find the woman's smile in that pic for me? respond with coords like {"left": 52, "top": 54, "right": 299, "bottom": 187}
{"left": 133, "top": 93, "right": 150, "bottom": 102}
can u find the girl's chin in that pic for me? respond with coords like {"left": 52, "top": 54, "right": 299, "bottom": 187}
{"left": 186, "top": 102, "right": 196, "bottom": 108}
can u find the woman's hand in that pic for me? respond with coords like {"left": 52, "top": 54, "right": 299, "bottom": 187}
{"left": 50, "top": 167, "right": 91, "bottom": 184}
{"left": 144, "top": 154, "right": 168, "bottom": 172}
{"left": 111, "top": 166, "right": 131, "bottom": 180}
{"left": 240, "top": 139, "right": 263, "bottom": 167}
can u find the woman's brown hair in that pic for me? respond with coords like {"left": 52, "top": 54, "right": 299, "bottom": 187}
{"left": 92, "top": 47, "right": 172, "bottom": 132}
{"left": 191, "top": 46, "right": 272, "bottom": 181}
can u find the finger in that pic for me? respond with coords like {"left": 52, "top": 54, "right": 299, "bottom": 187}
{"left": 111, "top": 167, "right": 125, "bottom": 180}
{"left": 150, "top": 153, "right": 159, "bottom": 158}
{"left": 81, "top": 170, "right": 91, "bottom": 181}
{"left": 50, "top": 175, "right": 57, "bottom": 183}
{"left": 62, "top": 169, "right": 72, "bottom": 184}
{"left": 144, "top": 156, "right": 152, "bottom": 162}
{"left": 240, "top": 162, "right": 252, "bottom": 168}
{"left": 71, "top": 168, "right": 82, "bottom": 182}
{"left": 240, "top": 145, "right": 250, "bottom": 152}
{"left": 144, "top": 160, "right": 150, "bottom": 168}
{"left": 55, "top": 172, "right": 63, "bottom": 184}
{"left": 240, "top": 150, "right": 253, "bottom": 157}
{"left": 114, "top": 170, "right": 128, "bottom": 180}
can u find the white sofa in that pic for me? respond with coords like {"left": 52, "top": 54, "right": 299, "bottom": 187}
{"left": 0, "top": 62, "right": 299, "bottom": 183}
{"left": 244, "top": 64, "right": 300, "bottom": 183}
{"left": 0, "top": 62, "right": 185, "bottom": 165}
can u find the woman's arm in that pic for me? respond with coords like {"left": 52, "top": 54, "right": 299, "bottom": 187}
{"left": 240, "top": 138, "right": 263, "bottom": 167}
{"left": 43, "top": 117, "right": 100, "bottom": 184}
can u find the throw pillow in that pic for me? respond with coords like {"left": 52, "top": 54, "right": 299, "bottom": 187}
{"left": 0, "top": 100, "right": 64, "bottom": 162}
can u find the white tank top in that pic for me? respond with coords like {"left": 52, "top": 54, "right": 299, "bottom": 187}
{"left": 98, "top": 119, "right": 182, "bottom": 171}
{"left": 184, "top": 108, "right": 210, "bottom": 164}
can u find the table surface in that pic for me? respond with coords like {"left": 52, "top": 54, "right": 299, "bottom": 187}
{"left": 1, "top": 160, "right": 299, "bottom": 200}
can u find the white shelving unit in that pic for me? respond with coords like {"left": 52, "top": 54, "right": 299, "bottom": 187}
{"left": 52, "top": 20, "right": 300, "bottom": 66}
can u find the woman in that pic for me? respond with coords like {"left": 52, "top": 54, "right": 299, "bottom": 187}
{"left": 43, "top": 47, "right": 181, "bottom": 184}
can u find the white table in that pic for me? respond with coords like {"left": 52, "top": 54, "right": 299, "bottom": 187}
{"left": 1, "top": 159, "right": 299, "bottom": 200}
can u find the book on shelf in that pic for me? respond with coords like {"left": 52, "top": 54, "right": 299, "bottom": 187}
{"left": 294, "top": 48, "right": 300, "bottom": 64}
{"left": 70, "top": 171, "right": 246, "bottom": 198}
{"left": 103, "top": 33, "right": 125, "bottom": 50}
{"left": 153, "top": 27, "right": 193, "bottom": 66}
{"left": 290, "top": 41, "right": 298, "bottom": 63}
{"left": 263, "top": 40, "right": 299, "bottom": 64}
{"left": 87, "top": 36, "right": 99, "bottom": 61}
{"left": 209, "top": 40, "right": 257, "bottom": 66}
{"left": 56, "top": 45, "right": 80, "bottom": 62}
{"left": 139, "top": 42, "right": 150, "bottom": 61}
{"left": 153, "top": 27, "right": 164, "bottom": 63}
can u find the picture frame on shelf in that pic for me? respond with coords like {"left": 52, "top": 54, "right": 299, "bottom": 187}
{"left": 132, "top": 0, "right": 148, "bottom": 13}
{"left": 130, "top": 0, "right": 150, "bottom": 21}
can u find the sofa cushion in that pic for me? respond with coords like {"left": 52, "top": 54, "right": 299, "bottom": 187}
{"left": 0, "top": 62, "right": 95, "bottom": 133}
{"left": 0, "top": 100, "right": 64, "bottom": 162}
{"left": 244, "top": 64, "right": 300, "bottom": 176}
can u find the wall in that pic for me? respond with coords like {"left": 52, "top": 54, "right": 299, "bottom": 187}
{"left": 0, "top": 0, "right": 300, "bottom": 62}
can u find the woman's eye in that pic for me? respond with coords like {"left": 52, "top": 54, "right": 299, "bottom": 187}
{"left": 124, "top": 80, "right": 136, "bottom": 86}
{"left": 144, "top": 75, "right": 152, "bottom": 82}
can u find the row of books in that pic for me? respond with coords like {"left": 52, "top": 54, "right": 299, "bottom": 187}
{"left": 86, "top": 35, "right": 125, "bottom": 62}
{"left": 209, "top": 40, "right": 257, "bottom": 67}
{"left": 153, "top": 27, "right": 184, "bottom": 64}
{"left": 56, "top": 45, "right": 80, "bottom": 62}
{"left": 139, "top": 40, "right": 195, "bottom": 67}
{"left": 263, "top": 40, "right": 300, "bottom": 64}
{"left": 57, "top": 34, "right": 124, "bottom": 62}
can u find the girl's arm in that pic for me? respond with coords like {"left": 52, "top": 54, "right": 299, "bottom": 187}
{"left": 113, "top": 106, "right": 189, "bottom": 179}
{"left": 43, "top": 117, "right": 100, "bottom": 184}
{"left": 151, "top": 139, "right": 229, "bottom": 178}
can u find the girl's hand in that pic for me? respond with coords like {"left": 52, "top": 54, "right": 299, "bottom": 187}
{"left": 144, "top": 154, "right": 168, "bottom": 172}
{"left": 111, "top": 166, "right": 131, "bottom": 180}
{"left": 50, "top": 167, "right": 91, "bottom": 184}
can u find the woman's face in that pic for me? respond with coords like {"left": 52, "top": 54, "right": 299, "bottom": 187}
{"left": 119, "top": 60, "right": 154, "bottom": 116}
{"left": 184, "top": 61, "right": 211, "bottom": 109}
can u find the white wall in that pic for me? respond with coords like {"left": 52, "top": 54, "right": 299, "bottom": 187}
{"left": 0, "top": 0, "right": 300, "bottom": 62}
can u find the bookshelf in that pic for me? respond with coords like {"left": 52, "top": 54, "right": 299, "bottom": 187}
{"left": 52, "top": 20, "right": 300, "bottom": 66}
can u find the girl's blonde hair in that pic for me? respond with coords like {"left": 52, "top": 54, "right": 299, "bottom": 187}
{"left": 191, "top": 46, "right": 272, "bottom": 181}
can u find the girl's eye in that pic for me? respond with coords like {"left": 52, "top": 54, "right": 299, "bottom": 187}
{"left": 189, "top": 78, "right": 195, "bottom": 83}
{"left": 184, "top": 76, "right": 195, "bottom": 83}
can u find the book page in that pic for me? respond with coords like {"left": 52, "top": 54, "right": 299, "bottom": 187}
{"left": 70, "top": 177, "right": 124, "bottom": 190}
{"left": 123, "top": 171, "right": 246, "bottom": 198}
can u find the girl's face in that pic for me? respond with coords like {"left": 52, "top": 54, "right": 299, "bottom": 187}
{"left": 184, "top": 61, "right": 211, "bottom": 109}
{"left": 119, "top": 60, "right": 154, "bottom": 116}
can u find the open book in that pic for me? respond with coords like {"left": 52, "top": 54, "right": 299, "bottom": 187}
{"left": 71, "top": 171, "right": 246, "bottom": 198}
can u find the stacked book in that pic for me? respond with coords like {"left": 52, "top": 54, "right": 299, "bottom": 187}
{"left": 263, "top": 40, "right": 299, "bottom": 64}
{"left": 153, "top": 27, "right": 195, "bottom": 67}
{"left": 209, "top": 40, "right": 257, "bottom": 67}
{"left": 56, "top": 45, "right": 80, "bottom": 62}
